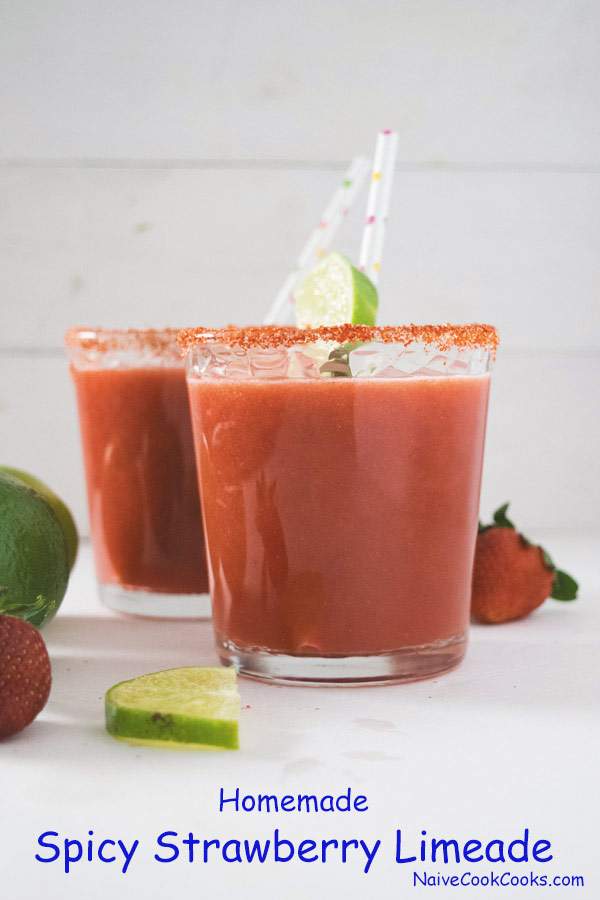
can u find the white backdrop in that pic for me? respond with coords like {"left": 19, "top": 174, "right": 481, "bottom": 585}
{"left": 1, "top": 0, "right": 599, "bottom": 534}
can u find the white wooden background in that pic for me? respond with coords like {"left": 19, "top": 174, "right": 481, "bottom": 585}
{"left": 1, "top": 0, "right": 599, "bottom": 534}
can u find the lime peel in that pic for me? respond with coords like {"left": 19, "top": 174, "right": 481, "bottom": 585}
{"left": 0, "top": 466, "right": 78, "bottom": 569}
{"left": 0, "top": 473, "right": 70, "bottom": 627}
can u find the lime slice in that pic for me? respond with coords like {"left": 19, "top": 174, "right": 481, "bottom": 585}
{"left": 294, "top": 252, "right": 378, "bottom": 328}
{"left": 0, "top": 467, "right": 78, "bottom": 570}
{"left": 105, "top": 667, "right": 240, "bottom": 750}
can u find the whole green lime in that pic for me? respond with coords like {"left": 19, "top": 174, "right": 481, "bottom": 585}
{"left": 0, "top": 473, "right": 70, "bottom": 627}
{"left": 0, "top": 466, "right": 78, "bottom": 569}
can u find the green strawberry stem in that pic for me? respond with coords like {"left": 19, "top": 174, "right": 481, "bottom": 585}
{"left": 478, "top": 503, "right": 578, "bottom": 602}
{"left": 0, "top": 590, "right": 56, "bottom": 628}
{"left": 551, "top": 570, "right": 579, "bottom": 602}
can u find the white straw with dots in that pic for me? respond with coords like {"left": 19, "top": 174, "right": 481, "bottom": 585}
{"left": 359, "top": 130, "right": 399, "bottom": 286}
{"left": 264, "top": 156, "right": 370, "bottom": 324}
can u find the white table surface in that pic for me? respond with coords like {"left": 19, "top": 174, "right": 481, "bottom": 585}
{"left": 3, "top": 533, "right": 599, "bottom": 899}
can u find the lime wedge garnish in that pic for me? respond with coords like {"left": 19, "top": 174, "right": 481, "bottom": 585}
{"left": 105, "top": 667, "right": 240, "bottom": 750}
{"left": 295, "top": 252, "right": 378, "bottom": 328}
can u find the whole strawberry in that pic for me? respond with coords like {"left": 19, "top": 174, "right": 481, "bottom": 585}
{"left": 472, "top": 504, "right": 578, "bottom": 624}
{"left": 0, "top": 614, "right": 51, "bottom": 738}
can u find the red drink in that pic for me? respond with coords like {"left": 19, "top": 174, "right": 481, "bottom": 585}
{"left": 67, "top": 328, "right": 209, "bottom": 618}
{"left": 182, "top": 324, "right": 497, "bottom": 683}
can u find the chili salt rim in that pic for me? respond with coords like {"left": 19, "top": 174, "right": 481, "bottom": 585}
{"left": 65, "top": 327, "right": 183, "bottom": 356}
{"left": 178, "top": 323, "right": 499, "bottom": 354}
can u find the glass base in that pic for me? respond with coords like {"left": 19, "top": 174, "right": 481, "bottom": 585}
{"left": 216, "top": 632, "right": 467, "bottom": 686}
{"left": 99, "top": 583, "right": 211, "bottom": 619}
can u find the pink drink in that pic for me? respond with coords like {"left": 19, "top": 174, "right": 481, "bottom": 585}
{"left": 181, "top": 324, "right": 497, "bottom": 684}
{"left": 67, "top": 328, "right": 209, "bottom": 619}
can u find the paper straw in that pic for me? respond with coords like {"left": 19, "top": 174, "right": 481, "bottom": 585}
{"left": 264, "top": 156, "right": 370, "bottom": 325}
{"left": 358, "top": 130, "right": 399, "bottom": 286}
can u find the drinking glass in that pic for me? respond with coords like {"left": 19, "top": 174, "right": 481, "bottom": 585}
{"left": 182, "top": 324, "right": 497, "bottom": 682}
{"left": 67, "top": 327, "right": 210, "bottom": 618}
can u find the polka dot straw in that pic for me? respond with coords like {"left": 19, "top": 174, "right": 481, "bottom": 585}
{"left": 358, "top": 130, "right": 399, "bottom": 286}
{"left": 264, "top": 156, "right": 370, "bottom": 325}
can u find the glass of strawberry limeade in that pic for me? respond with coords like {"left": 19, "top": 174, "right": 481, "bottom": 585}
{"left": 66, "top": 328, "right": 210, "bottom": 618}
{"left": 180, "top": 323, "right": 498, "bottom": 683}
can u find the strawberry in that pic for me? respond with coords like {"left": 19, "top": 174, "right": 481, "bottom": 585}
{"left": 472, "top": 504, "right": 578, "bottom": 624}
{"left": 0, "top": 614, "right": 51, "bottom": 738}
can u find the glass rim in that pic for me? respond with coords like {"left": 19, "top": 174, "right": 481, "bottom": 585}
{"left": 65, "top": 327, "right": 186, "bottom": 369}
{"left": 178, "top": 323, "right": 499, "bottom": 354}
{"left": 65, "top": 327, "right": 182, "bottom": 354}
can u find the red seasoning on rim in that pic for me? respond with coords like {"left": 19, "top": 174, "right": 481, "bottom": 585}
{"left": 178, "top": 323, "right": 499, "bottom": 354}
{"left": 65, "top": 327, "right": 182, "bottom": 356}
